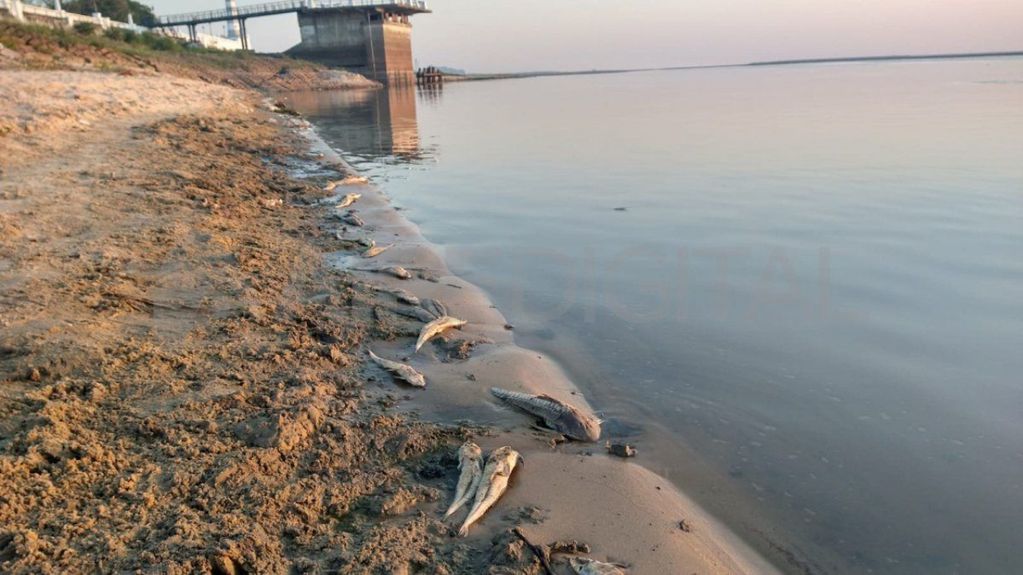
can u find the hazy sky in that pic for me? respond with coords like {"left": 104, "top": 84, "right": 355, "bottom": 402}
{"left": 148, "top": 0, "right": 1023, "bottom": 72}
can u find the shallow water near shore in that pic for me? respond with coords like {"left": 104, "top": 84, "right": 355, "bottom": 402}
{"left": 285, "top": 58, "right": 1023, "bottom": 574}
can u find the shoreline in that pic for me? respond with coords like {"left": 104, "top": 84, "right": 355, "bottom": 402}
{"left": 441, "top": 49, "right": 1023, "bottom": 83}
{"left": 0, "top": 63, "right": 776, "bottom": 573}
{"left": 302, "top": 127, "right": 781, "bottom": 574}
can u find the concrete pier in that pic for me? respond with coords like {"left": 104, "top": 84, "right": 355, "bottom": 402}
{"left": 151, "top": 2, "right": 429, "bottom": 84}
{"left": 288, "top": 6, "right": 427, "bottom": 85}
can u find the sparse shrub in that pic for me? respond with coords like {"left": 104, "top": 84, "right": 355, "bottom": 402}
{"left": 103, "top": 28, "right": 126, "bottom": 42}
{"left": 73, "top": 22, "right": 97, "bottom": 36}
{"left": 139, "top": 32, "right": 182, "bottom": 52}
{"left": 153, "top": 36, "right": 182, "bottom": 52}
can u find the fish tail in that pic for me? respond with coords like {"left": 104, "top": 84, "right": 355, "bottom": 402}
{"left": 444, "top": 497, "right": 467, "bottom": 519}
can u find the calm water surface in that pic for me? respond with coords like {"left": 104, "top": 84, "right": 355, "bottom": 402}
{"left": 285, "top": 59, "right": 1023, "bottom": 574}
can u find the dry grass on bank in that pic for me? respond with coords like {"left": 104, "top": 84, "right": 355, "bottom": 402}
{"left": 0, "top": 19, "right": 378, "bottom": 92}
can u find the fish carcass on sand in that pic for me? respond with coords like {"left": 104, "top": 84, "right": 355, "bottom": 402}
{"left": 383, "top": 266, "right": 412, "bottom": 280}
{"left": 419, "top": 298, "right": 448, "bottom": 319}
{"left": 336, "top": 193, "right": 361, "bottom": 209}
{"left": 373, "top": 287, "right": 420, "bottom": 306}
{"left": 490, "top": 387, "right": 602, "bottom": 442}
{"left": 415, "top": 315, "right": 467, "bottom": 352}
{"left": 569, "top": 557, "right": 628, "bottom": 575}
{"left": 458, "top": 446, "right": 521, "bottom": 536}
{"left": 341, "top": 212, "right": 365, "bottom": 227}
{"left": 324, "top": 176, "right": 368, "bottom": 192}
{"left": 366, "top": 266, "right": 413, "bottom": 278}
{"left": 363, "top": 243, "right": 393, "bottom": 258}
{"left": 367, "top": 350, "right": 426, "bottom": 388}
{"left": 395, "top": 306, "right": 438, "bottom": 323}
{"left": 351, "top": 266, "right": 414, "bottom": 280}
{"left": 444, "top": 441, "right": 483, "bottom": 519}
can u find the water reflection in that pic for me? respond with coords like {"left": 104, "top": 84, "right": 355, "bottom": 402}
{"left": 284, "top": 87, "right": 428, "bottom": 163}
{"left": 289, "top": 60, "right": 1023, "bottom": 575}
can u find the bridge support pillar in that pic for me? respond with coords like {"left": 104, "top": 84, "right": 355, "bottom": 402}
{"left": 287, "top": 8, "right": 418, "bottom": 85}
{"left": 238, "top": 18, "right": 249, "bottom": 50}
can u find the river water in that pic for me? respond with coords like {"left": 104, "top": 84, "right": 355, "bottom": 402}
{"left": 284, "top": 58, "right": 1023, "bottom": 574}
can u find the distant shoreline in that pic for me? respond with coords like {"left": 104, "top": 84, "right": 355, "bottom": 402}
{"left": 446, "top": 49, "right": 1023, "bottom": 82}
{"left": 747, "top": 50, "right": 1023, "bottom": 67}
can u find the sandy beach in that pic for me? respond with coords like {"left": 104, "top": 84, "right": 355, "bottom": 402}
{"left": 1, "top": 41, "right": 776, "bottom": 574}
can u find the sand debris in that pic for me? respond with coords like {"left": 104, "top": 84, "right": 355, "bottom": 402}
{"left": 415, "top": 315, "right": 468, "bottom": 352}
{"left": 606, "top": 442, "right": 637, "bottom": 458}
{"left": 459, "top": 446, "right": 521, "bottom": 536}
{"left": 444, "top": 441, "right": 484, "bottom": 518}
{"left": 368, "top": 349, "right": 426, "bottom": 388}
{"left": 491, "top": 388, "right": 602, "bottom": 442}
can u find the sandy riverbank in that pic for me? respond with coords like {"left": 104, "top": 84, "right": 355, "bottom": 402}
{"left": 0, "top": 68, "right": 776, "bottom": 574}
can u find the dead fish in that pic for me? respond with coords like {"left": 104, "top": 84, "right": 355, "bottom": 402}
{"left": 394, "top": 290, "right": 420, "bottom": 306}
{"left": 374, "top": 287, "right": 420, "bottom": 306}
{"left": 341, "top": 212, "right": 365, "bottom": 227}
{"left": 367, "top": 350, "right": 426, "bottom": 388}
{"left": 490, "top": 388, "right": 602, "bottom": 442}
{"left": 395, "top": 306, "right": 438, "bottom": 323}
{"left": 334, "top": 230, "right": 372, "bottom": 245}
{"left": 385, "top": 266, "right": 413, "bottom": 280}
{"left": 569, "top": 558, "right": 627, "bottom": 575}
{"left": 336, "top": 193, "right": 361, "bottom": 209}
{"left": 350, "top": 266, "right": 413, "bottom": 280}
{"left": 444, "top": 441, "right": 483, "bottom": 519}
{"left": 415, "top": 315, "right": 467, "bottom": 352}
{"left": 363, "top": 243, "right": 393, "bottom": 258}
{"left": 324, "top": 176, "right": 368, "bottom": 191}
{"left": 458, "top": 446, "right": 520, "bottom": 536}
{"left": 420, "top": 298, "right": 448, "bottom": 319}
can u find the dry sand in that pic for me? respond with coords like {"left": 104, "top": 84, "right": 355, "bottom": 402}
{"left": 0, "top": 69, "right": 778, "bottom": 574}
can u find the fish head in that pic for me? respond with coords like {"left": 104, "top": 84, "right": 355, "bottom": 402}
{"left": 408, "top": 372, "right": 427, "bottom": 387}
{"left": 488, "top": 446, "right": 521, "bottom": 473}
{"left": 459, "top": 441, "right": 483, "bottom": 462}
{"left": 558, "top": 411, "right": 603, "bottom": 443}
{"left": 443, "top": 316, "right": 468, "bottom": 329}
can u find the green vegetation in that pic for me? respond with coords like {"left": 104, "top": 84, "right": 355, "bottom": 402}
{"left": 101, "top": 26, "right": 182, "bottom": 52}
{"left": 0, "top": 19, "right": 187, "bottom": 54}
{"left": 54, "top": 0, "right": 158, "bottom": 27}
{"left": 0, "top": 19, "right": 321, "bottom": 76}
{"left": 72, "top": 21, "right": 96, "bottom": 35}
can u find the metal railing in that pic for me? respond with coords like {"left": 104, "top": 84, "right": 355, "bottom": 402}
{"left": 157, "top": 0, "right": 428, "bottom": 26}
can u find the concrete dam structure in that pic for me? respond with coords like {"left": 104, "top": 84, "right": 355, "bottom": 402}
{"left": 152, "top": 1, "right": 430, "bottom": 85}
{"left": 289, "top": 4, "right": 428, "bottom": 85}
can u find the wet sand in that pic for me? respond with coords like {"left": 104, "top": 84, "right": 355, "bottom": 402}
{"left": 306, "top": 132, "right": 780, "bottom": 573}
{"left": 0, "top": 69, "right": 775, "bottom": 574}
